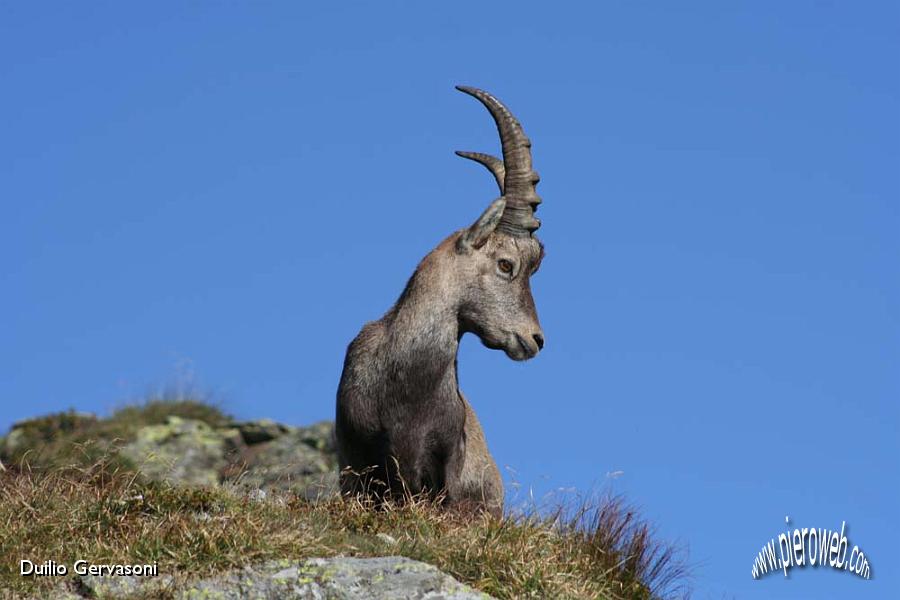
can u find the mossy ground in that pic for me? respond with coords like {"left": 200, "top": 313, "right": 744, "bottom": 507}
{"left": 0, "top": 401, "right": 690, "bottom": 599}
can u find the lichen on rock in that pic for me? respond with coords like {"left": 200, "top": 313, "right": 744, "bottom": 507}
{"left": 120, "top": 416, "right": 234, "bottom": 487}
{"left": 228, "top": 420, "right": 338, "bottom": 500}
{"left": 59, "top": 557, "right": 493, "bottom": 600}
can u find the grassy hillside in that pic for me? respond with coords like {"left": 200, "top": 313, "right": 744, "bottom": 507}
{"left": 0, "top": 400, "right": 690, "bottom": 599}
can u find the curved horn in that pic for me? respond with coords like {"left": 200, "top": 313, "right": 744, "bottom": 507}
{"left": 455, "top": 85, "right": 541, "bottom": 236}
{"left": 455, "top": 151, "right": 505, "bottom": 193}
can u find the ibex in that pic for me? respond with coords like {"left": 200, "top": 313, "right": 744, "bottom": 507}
{"left": 335, "top": 86, "right": 545, "bottom": 517}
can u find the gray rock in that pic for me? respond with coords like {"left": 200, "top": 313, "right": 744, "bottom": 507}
{"left": 229, "top": 422, "right": 338, "bottom": 500}
{"left": 2, "top": 428, "right": 27, "bottom": 459}
{"left": 0, "top": 408, "right": 340, "bottom": 501}
{"left": 81, "top": 412, "right": 341, "bottom": 500}
{"left": 48, "top": 557, "right": 491, "bottom": 599}
{"left": 44, "top": 572, "right": 174, "bottom": 599}
{"left": 296, "top": 421, "right": 336, "bottom": 453}
{"left": 233, "top": 418, "right": 292, "bottom": 445}
{"left": 179, "top": 557, "right": 492, "bottom": 600}
{"left": 120, "top": 416, "right": 234, "bottom": 486}
{"left": 77, "top": 573, "right": 174, "bottom": 598}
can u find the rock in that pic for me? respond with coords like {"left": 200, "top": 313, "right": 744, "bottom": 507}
{"left": 296, "top": 421, "right": 336, "bottom": 452}
{"left": 12, "top": 409, "right": 495, "bottom": 600}
{"left": 185, "top": 557, "right": 490, "bottom": 599}
{"left": 49, "top": 557, "right": 492, "bottom": 599}
{"left": 2, "top": 428, "right": 26, "bottom": 458}
{"left": 120, "top": 416, "right": 234, "bottom": 486}
{"left": 114, "top": 414, "right": 338, "bottom": 498}
{"left": 1, "top": 408, "right": 340, "bottom": 500}
{"left": 0, "top": 411, "right": 98, "bottom": 460}
{"left": 233, "top": 419, "right": 292, "bottom": 445}
{"left": 115, "top": 414, "right": 338, "bottom": 498}
{"left": 228, "top": 423, "right": 338, "bottom": 500}
{"left": 77, "top": 573, "right": 174, "bottom": 598}
{"left": 45, "top": 572, "right": 174, "bottom": 599}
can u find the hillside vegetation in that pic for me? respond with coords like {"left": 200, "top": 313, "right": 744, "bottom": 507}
{"left": 0, "top": 399, "right": 690, "bottom": 599}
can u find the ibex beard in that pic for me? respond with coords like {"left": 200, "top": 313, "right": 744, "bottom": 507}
{"left": 335, "top": 86, "right": 545, "bottom": 518}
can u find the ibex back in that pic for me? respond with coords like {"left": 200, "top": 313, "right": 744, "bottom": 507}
{"left": 335, "top": 86, "right": 545, "bottom": 517}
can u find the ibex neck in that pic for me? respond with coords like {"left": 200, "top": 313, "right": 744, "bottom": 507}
{"left": 382, "top": 265, "right": 461, "bottom": 386}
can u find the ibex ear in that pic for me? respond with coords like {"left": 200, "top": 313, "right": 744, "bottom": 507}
{"left": 457, "top": 197, "right": 506, "bottom": 253}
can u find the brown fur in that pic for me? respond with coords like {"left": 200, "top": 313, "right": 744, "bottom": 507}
{"left": 335, "top": 223, "right": 544, "bottom": 517}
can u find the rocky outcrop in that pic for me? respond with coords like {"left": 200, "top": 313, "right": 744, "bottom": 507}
{"left": 50, "top": 557, "right": 493, "bottom": 599}
{"left": 5, "top": 411, "right": 497, "bottom": 599}
{"left": 0, "top": 412, "right": 339, "bottom": 500}
{"left": 0, "top": 411, "right": 99, "bottom": 458}
{"left": 120, "top": 416, "right": 339, "bottom": 498}
{"left": 229, "top": 420, "right": 338, "bottom": 500}
{"left": 120, "top": 416, "right": 237, "bottom": 486}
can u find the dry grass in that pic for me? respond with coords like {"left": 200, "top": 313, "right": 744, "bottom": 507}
{"left": 0, "top": 401, "right": 690, "bottom": 599}
{"left": 0, "top": 464, "right": 689, "bottom": 599}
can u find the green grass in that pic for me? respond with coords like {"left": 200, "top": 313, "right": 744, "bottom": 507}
{"left": 0, "top": 401, "right": 690, "bottom": 599}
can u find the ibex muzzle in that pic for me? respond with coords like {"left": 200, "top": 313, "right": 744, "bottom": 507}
{"left": 335, "top": 86, "right": 545, "bottom": 516}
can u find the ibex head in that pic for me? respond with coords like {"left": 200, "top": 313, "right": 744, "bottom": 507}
{"left": 453, "top": 86, "right": 544, "bottom": 361}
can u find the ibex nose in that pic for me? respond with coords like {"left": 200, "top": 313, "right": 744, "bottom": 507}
{"left": 532, "top": 333, "right": 544, "bottom": 351}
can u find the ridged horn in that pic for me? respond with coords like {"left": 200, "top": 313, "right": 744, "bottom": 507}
{"left": 455, "top": 85, "right": 541, "bottom": 236}
{"left": 454, "top": 151, "right": 505, "bottom": 193}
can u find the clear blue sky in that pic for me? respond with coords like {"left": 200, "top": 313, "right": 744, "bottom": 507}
{"left": 2, "top": 3, "right": 897, "bottom": 598}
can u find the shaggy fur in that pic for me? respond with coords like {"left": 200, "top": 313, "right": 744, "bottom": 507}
{"left": 336, "top": 229, "right": 544, "bottom": 517}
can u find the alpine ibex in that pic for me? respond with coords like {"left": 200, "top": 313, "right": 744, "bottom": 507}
{"left": 335, "top": 86, "right": 545, "bottom": 517}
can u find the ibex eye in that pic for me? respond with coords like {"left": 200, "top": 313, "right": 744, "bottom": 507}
{"left": 498, "top": 259, "right": 513, "bottom": 274}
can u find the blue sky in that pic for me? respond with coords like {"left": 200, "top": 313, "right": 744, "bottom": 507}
{"left": 1, "top": 2, "right": 897, "bottom": 598}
